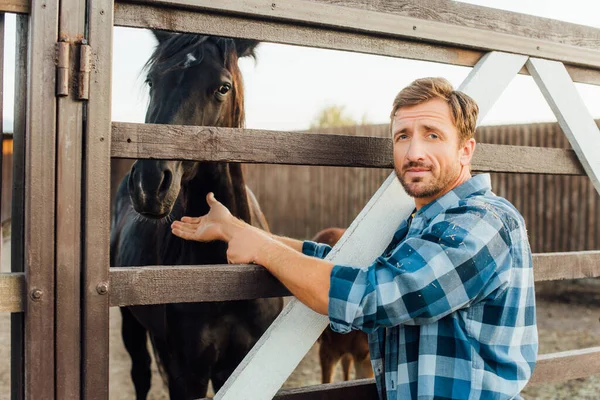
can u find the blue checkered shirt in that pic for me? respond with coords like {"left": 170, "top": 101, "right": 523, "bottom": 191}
{"left": 303, "top": 174, "right": 537, "bottom": 400}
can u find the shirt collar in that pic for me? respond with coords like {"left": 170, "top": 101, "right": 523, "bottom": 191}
{"left": 416, "top": 174, "right": 492, "bottom": 222}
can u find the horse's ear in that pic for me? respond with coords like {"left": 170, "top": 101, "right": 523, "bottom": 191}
{"left": 234, "top": 39, "right": 259, "bottom": 59}
{"left": 152, "top": 30, "right": 174, "bottom": 45}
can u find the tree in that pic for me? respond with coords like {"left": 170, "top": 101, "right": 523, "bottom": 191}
{"left": 310, "top": 105, "right": 362, "bottom": 129}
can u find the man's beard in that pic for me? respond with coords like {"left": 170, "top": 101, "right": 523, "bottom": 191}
{"left": 395, "top": 162, "right": 459, "bottom": 199}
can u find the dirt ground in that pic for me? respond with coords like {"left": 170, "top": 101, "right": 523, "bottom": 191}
{"left": 2, "top": 237, "right": 600, "bottom": 399}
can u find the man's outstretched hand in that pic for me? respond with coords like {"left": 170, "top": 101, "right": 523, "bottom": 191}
{"left": 171, "top": 192, "right": 244, "bottom": 243}
{"left": 170, "top": 192, "right": 272, "bottom": 264}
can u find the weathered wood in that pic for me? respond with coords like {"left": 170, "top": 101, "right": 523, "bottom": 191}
{"left": 314, "top": 1, "right": 600, "bottom": 51}
{"left": 113, "top": 2, "right": 600, "bottom": 86}
{"left": 11, "top": 14, "right": 27, "bottom": 400}
{"left": 0, "top": 273, "right": 25, "bottom": 312}
{"left": 274, "top": 378, "right": 378, "bottom": 400}
{"left": 55, "top": 0, "right": 86, "bottom": 397}
{"left": 529, "top": 347, "right": 600, "bottom": 385}
{"left": 109, "top": 265, "right": 291, "bottom": 307}
{"left": 0, "top": 0, "right": 28, "bottom": 14}
{"left": 120, "top": 0, "right": 600, "bottom": 69}
{"left": 24, "top": 0, "right": 58, "bottom": 398}
{"left": 112, "top": 122, "right": 585, "bottom": 175}
{"left": 108, "top": 251, "right": 600, "bottom": 306}
{"left": 81, "top": 0, "right": 113, "bottom": 398}
{"left": 528, "top": 58, "right": 600, "bottom": 195}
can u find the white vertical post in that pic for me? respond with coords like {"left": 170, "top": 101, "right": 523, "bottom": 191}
{"left": 527, "top": 57, "right": 600, "bottom": 194}
{"left": 216, "top": 51, "right": 528, "bottom": 400}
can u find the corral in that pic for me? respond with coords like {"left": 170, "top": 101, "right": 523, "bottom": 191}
{"left": 0, "top": 1, "right": 600, "bottom": 399}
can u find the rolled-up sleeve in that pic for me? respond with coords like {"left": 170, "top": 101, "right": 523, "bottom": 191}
{"left": 302, "top": 240, "right": 333, "bottom": 259}
{"left": 328, "top": 205, "right": 515, "bottom": 334}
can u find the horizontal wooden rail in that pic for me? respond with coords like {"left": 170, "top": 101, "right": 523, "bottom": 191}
{"left": 0, "top": 272, "right": 25, "bottom": 312}
{"left": 273, "top": 378, "right": 378, "bottom": 400}
{"left": 109, "top": 265, "right": 291, "bottom": 307}
{"left": 114, "top": 1, "right": 600, "bottom": 86}
{"left": 109, "top": 251, "right": 600, "bottom": 307}
{"left": 529, "top": 346, "right": 600, "bottom": 385}
{"left": 112, "top": 122, "right": 585, "bottom": 175}
{"left": 0, "top": 0, "right": 29, "bottom": 14}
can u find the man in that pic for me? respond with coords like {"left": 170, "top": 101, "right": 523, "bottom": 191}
{"left": 171, "top": 77, "right": 538, "bottom": 399}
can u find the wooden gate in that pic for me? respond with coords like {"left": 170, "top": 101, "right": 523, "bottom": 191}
{"left": 1, "top": 1, "right": 600, "bottom": 399}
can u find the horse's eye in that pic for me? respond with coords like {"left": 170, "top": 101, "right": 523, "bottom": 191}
{"left": 217, "top": 83, "right": 231, "bottom": 95}
{"left": 145, "top": 78, "right": 153, "bottom": 88}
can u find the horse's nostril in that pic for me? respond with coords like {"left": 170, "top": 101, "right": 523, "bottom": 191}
{"left": 159, "top": 169, "right": 173, "bottom": 196}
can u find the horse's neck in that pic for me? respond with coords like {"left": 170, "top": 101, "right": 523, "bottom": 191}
{"left": 182, "top": 162, "right": 238, "bottom": 217}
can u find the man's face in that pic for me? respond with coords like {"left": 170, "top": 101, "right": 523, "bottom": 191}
{"left": 391, "top": 98, "right": 472, "bottom": 202}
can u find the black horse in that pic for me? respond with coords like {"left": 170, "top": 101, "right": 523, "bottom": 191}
{"left": 110, "top": 31, "right": 282, "bottom": 399}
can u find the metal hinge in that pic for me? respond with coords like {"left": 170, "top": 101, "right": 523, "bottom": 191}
{"left": 56, "top": 40, "right": 91, "bottom": 100}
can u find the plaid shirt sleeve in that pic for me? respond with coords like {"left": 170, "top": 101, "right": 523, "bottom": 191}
{"left": 328, "top": 203, "right": 515, "bottom": 334}
{"left": 302, "top": 240, "right": 333, "bottom": 259}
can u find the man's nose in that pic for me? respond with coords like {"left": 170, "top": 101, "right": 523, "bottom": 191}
{"left": 405, "top": 138, "right": 426, "bottom": 161}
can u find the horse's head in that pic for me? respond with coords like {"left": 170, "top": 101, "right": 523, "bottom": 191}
{"left": 128, "top": 31, "right": 258, "bottom": 218}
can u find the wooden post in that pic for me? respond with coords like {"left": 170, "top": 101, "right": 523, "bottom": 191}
{"left": 81, "top": 0, "right": 113, "bottom": 398}
{"left": 55, "top": 0, "right": 86, "bottom": 397}
{"left": 215, "top": 51, "right": 529, "bottom": 399}
{"left": 24, "top": 0, "right": 59, "bottom": 398}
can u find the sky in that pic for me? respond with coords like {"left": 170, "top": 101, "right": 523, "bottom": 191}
{"left": 2, "top": 0, "right": 600, "bottom": 132}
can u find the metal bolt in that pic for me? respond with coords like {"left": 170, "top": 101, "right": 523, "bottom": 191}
{"left": 30, "top": 289, "right": 43, "bottom": 301}
{"left": 97, "top": 282, "right": 109, "bottom": 295}
{"left": 271, "top": 3, "right": 276, "bottom": 10}
{"left": 413, "top": 26, "right": 417, "bottom": 30}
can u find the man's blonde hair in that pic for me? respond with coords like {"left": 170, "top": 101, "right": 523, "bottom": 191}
{"left": 390, "top": 77, "right": 479, "bottom": 143}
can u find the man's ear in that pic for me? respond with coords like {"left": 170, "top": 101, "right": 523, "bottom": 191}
{"left": 460, "top": 138, "right": 476, "bottom": 166}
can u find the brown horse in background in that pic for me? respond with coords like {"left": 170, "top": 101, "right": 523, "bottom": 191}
{"left": 312, "top": 228, "right": 374, "bottom": 383}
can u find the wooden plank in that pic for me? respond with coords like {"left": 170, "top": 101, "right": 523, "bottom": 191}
{"left": 108, "top": 251, "right": 600, "bottom": 306}
{"left": 55, "top": 0, "right": 86, "bottom": 397}
{"left": 109, "top": 265, "right": 291, "bottom": 307}
{"left": 112, "top": 122, "right": 586, "bottom": 175}
{"left": 113, "top": 2, "right": 600, "bottom": 87}
{"left": 528, "top": 58, "right": 600, "bottom": 196}
{"left": 81, "top": 0, "right": 113, "bottom": 398}
{"left": 11, "top": 14, "right": 27, "bottom": 400}
{"left": 314, "top": 1, "right": 600, "bottom": 51}
{"left": 0, "top": 0, "right": 29, "bottom": 14}
{"left": 212, "top": 50, "right": 560, "bottom": 400}
{"left": 274, "top": 378, "right": 378, "bottom": 400}
{"left": 0, "top": 273, "right": 25, "bottom": 312}
{"left": 120, "top": 0, "right": 600, "bottom": 69}
{"left": 529, "top": 347, "right": 600, "bottom": 385}
{"left": 24, "top": 0, "right": 58, "bottom": 398}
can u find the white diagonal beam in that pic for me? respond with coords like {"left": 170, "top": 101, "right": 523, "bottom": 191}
{"left": 527, "top": 57, "right": 600, "bottom": 194}
{"left": 216, "top": 51, "right": 527, "bottom": 400}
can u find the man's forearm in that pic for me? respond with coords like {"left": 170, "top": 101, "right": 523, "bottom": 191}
{"left": 268, "top": 234, "right": 304, "bottom": 252}
{"left": 255, "top": 236, "right": 333, "bottom": 315}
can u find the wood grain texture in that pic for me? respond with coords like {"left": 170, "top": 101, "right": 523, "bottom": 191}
{"left": 82, "top": 0, "right": 113, "bottom": 398}
{"left": 119, "top": 0, "right": 600, "bottom": 69}
{"left": 0, "top": 273, "right": 25, "bottom": 312}
{"left": 109, "top": 265, "right": 291, "bottom": 307}
{"left": 113, "top": 2, "right": 600, "bottom": 86}
{"left": 0, "top": 0, "right": 28, "bottom": 14}
{"left": 108, "top": 251, "right": 600, "bottom": 306}
{"left": 529, "top": 347, "right": 600, "bottom": 385}
{"left": 55, "top": 0, "right": 86, "bottom": 397}
{"left": 25, "top": 0, "right": 58, "bottom": 398}
{"left": 111, "top": 122, "right": 585, "bottom": 175}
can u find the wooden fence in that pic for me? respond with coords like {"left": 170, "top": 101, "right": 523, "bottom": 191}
{"left": 245, "top": 121, "right": 600, "bottom": 253}
{"left": 1, "top": 0, "right": 600, "bottom": 399}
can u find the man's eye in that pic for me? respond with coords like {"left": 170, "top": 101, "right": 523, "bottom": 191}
{"left": 428, "top": 133, "right": 439, "bottom": 139}
{"left": 395, "top": 134, "right": 408, "bottom": 141}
